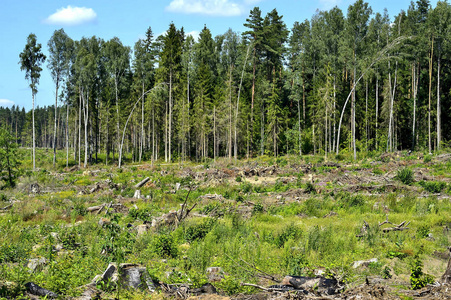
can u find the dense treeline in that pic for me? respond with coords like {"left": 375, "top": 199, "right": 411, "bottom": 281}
{"left": 8, "top": 0, "right": 451, "bottom": 167}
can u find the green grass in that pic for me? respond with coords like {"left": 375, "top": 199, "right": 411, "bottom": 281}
{"left": 0, "top": 149, "right": 451, "bottom": 298}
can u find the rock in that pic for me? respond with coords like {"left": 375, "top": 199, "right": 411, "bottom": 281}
{"left": 206, "top": 267, "right": 224, "bottom": 282}
{"left": 75, "top": 285, "right": 102, "bottom": 300}
{"left": 27, "top": 257, "right": 47, "bottom": 273}
{"left": 352, "top": 258, "right": 378, "bottom": 269}
{"left": 52, "top": 244, "right": 64, "bottom": 252}
{"left": 133, "top": 190, "right": 141, "bottom": 199}
{"left": 83, "top": 170, "right": 92, "bottom": 176}
{"left": 93, "top": 263, "right": 117, "bottom": 286}
{"left": 281, "top": 275, "right": 339, "bottom": 295}
{"left": 151, "top": 211, "right": 178, "bottom": 229}
{"left": 30, "top": 183, "right": 40, "bottom": 194}
{"left": 191, "top": 283, "right": 217, "bottom": 295}
{"left": 98, "top": 218, "right": 110, "bottom": 227}
{"left": 25, "top": 282, "right": 58, "bottom": 299}
{"left": 136, "top": 224, "right": 150, "bottom": 236}
{"left": 175, "top": 182, "right": 181, "bottom": 191}
{"left": 119, "top": 263, "right": 155, "bottom": 291}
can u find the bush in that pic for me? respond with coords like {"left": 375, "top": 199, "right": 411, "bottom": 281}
{"left": 419, "top": 180, "right": 446, "bottom": 193}
{"left": 396, "top": 168, "right": 414, "bottom": 185}
{"left": 410, "top": 254, "right": 434, "bottom": 290}
{"left": 185, "top": 218, "right": 216, "bottom": 242}
{"left": 152, "top": 233, "right": 178, "bottom": 258}
{"left": 304, "top": 182, "right": 316, "bottom": 194}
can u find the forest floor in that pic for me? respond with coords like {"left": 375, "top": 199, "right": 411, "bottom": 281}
{"left": 0, "top": 150, "right": 451, "bottom": 299}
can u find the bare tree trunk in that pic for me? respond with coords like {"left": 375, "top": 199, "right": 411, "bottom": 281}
{"left": 32, "top": 92, "right": 36, "bottom": 171}
{"left": 78, "top": 91, "right": 81, "bottom": 166}
{"left": 428, "top": 36, "right": 434, "bottom": 153}
{"left": 298, "top": 94, "right": 302, "bottom": 156}
{"left": 412, "top": 62, "right": 419, "bottom": 150}
{"left": 53, "top": 79, "right": 59, "bottom": 168}
{"left": 140, "top": 81, "right": 144, "bottom": 162}
{"left": 437, "top": 54, "right": 441, "bottom": 151}
{"left": 375, "top": 76, "right": 379, "bottom": 150}
{"left": 66, "top": 102, "right": 69, "bottom": 168}
{"left": 213, "top": 106, "right": 216, "bottom": 162}
{"left": 234, "top": 44, "right": 251, "bottom": 161}
{"left": 168, "top": 69, "right": 172, "bottom": 162}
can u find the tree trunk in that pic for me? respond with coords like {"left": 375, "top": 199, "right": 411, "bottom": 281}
{"left": 66, "top": 101, "right": 69, "bottom": 168}
{"left": 428, "top": 36, "right": 434, "bottom": 153}
{"left": 168, "top": 69, "right": 172, "bottom": 163}
{"left": 437, "top": 54, "right": 441, "bottom": 151}
{"left": 53, "top": 79, "right": 59, "bottom": 168}
{"left": 32, "top": 92, "right": 36, "bottom": 171}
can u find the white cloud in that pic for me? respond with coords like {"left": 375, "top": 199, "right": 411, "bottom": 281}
{"left": 166, "top": 0, "right": 243, "bottom": 16}
{"left": 44, "top": 6, "right": 97, "bottom": 26}
{"left": 319, "top": 0, "right": 341, "bottom": 9}
{"left": 243, "top": 0, "right": 262, "bottom": 5}
{"left": 0, "top": 99, "right": 14, "bottom": 107}
{"left": 186, "top": 30, "right": 200, "bottom": 41}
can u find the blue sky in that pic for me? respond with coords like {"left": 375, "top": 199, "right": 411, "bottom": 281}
{"left": 0, "top": 0, "right": 438, "bottom": 111}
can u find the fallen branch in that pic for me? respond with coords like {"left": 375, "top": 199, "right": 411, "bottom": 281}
{"left": 240, "top": 283, "right": 287, "bottom": 292}
{"left": 0, "top": 204, "right": 12, "bottom": 211}
{"left": 379, "top": 215, "right": 410, "bottom": 232}
{"left": 134, "top": 177, "right": 150, "bottom": 188}
{"left": 177, "top": 186, "right": 193, "bottom": 223}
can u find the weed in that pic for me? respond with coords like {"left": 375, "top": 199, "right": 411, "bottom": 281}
{"left": 396, "top": 168, "right": 414, "bottom": 185}
{"left": 304, "top": 182, "right": 316, "bottom": 194}
{"left": 419, "top": 180, "right": 446, "bottom": 193}
{"left": 410, "top": 254, "right": 434, "bottom": 289}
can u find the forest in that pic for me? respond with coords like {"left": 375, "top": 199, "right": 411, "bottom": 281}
{"left": 4, "top": 0, "right": 451, "bottom": 168}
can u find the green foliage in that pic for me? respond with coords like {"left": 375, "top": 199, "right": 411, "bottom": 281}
{"left": 304, "top": 182, "right": 316, "bottom": 194}
{"left": 185, "top": 218, "right": 216, "bottom": 242}
{"left": 152, "top": 233, "right": 178, "bottom": 258}
{"left": 410, "top": 254, "right": 434, "bottom": 290}
{"left": 419, "top": 180, "right": 446, "bottom": 193}
{"left": 423, "top": 154, "right": 432, "bottom": 163}
{"left": 252, "top": 203, "right": 264, "bottom": 215}
{"left": 396, "top": 168, "right": 414, "bottom": 185}
{"left": 0, "top": 127, "right": 20, "bottom": 188}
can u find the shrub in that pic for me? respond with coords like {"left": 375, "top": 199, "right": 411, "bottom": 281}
{"left": 410, "top": 254, "right": 434, "bottom": 290}
{"left": 185, "top": 218, "right": 216, "bottom": 242}
{"left": 423, "top": 154, "right": 432, "bottom": 163}
{"left": 396, "top": 168, "right": 414, "bottom": 185}
{"left": 152, "top": 233, "right": 178, "bottom": 258}
{"left": 252, "top": 203, "right": 264, "bottom": 215}
{"left": 304, "top": 182, "right": 316, "bottom": 194}
{"left": 419, "top": 180, "right": 446, "bottom": 193}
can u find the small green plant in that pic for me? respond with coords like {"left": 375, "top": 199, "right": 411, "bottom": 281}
{"left": 419, "top": 180, "right": 446, "bottom": 193}
{"left": 416, "top": 225, "right": 430, "bottom": 239}
{"left": 423, "top": 154, "right": 432, "bottom": 163}
{"left": 396, "top": 168, "right": 414, "bottom": 185}
{"left": 252, "top": 203, "right": 264, "bottom": 214}
{"left": 410, "top": 254, "right": 434, "bottom": 289}
{"left": 304, "top": 182, "right": 316, "bottom": 194}
{"left": 382, "top": 266, "right": 392, "bottom": 279}
{"left": 152, "top": 233, "right": 178, "bottom": 258}
{"left": 235, "top": 176, "right": 242, "bottom": 182}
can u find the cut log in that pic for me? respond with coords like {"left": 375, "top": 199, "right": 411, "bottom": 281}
{"left": 441, "top": 246, "right": 451, "bottom": 284}
{"left": 134, "top": 177, "right": 150, "bottom": 188}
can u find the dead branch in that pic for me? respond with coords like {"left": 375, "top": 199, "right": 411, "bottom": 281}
{"left": 134, "top": 177, "right": 150, "bottom": 188}
{"left": 0, "top": 204, "right": 12, "bottom": 211}
{"left": 177, "top": 186, "right": 193, "bottom": 223}
{"left": 379, "top": 215, "right": 410, "bottom": 232}
{"left": 224, "top": 253, "right": 280, "bottom": 283}
{"left": 240, "top": 283, "right": 287, "bottom": 292}
{"left": 239, "top": 258, "right": 281, "bottom": 283}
